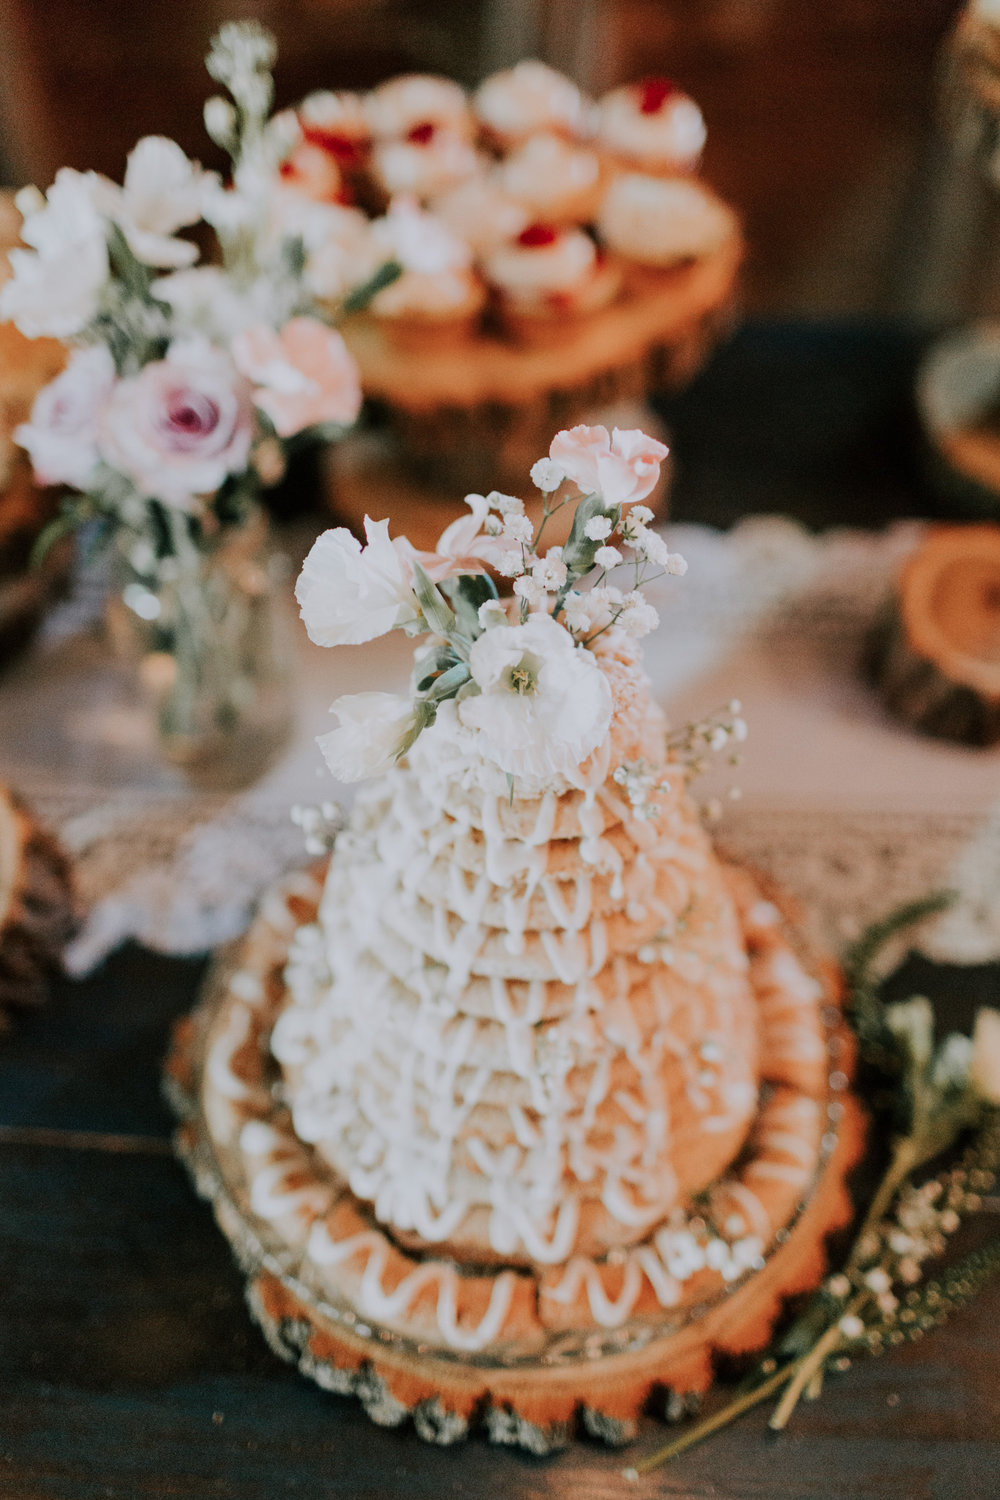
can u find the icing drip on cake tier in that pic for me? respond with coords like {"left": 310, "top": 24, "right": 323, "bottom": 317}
{"left": 272, "top": 637, "right": 761, "bottom": 1266}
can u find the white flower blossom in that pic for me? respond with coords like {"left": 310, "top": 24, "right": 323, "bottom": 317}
{"left": 584, "top": 515, "right": 613, "bottom": 542}
{"left": 530, "top": 456, "right": 564, "bottom": 492}
{"left": 584, "top": 583, "right": 624, "bottom": 631}
{"left": 634, "top": 528, "right": 670, "bottom": 565}
{"left": 204, "top": 95, "right": 238, "bottom": 149}
{"left": 317, "top": 692, "right": 417, "bottom": 782}
{"left": 619, "top": 592, "right": 659, "bottom": 638}
{"left": 295, "top": 518, "right": 419, "bottom": 646}
{"left": 1, "top": 169, "right": 109, "bottom": 337}
{"left": 487, "top": 490, "right": 524, "bottom": 516}
{"left": 594, "top": 545, "right": 622, "bottom": 570}
{"left": 562, "top": 591, "right": 592, "bottom": 633}
{"left": 666, "top": 551, "right": 688, "bottom": 576}
{"left": 114, "top": 137, "right": 217, "bottom": 268}
{"left": 513, "top": 574, "right": 546, "bottom": 608}
{"left": 477, "top": 599, "right": 507, "bottom": 629}
{"left": 630, "top": 504, "right": 654, "bottom": 525}
{"left": 502, "top": 513, "right": 534, "bottom": 545}
{"left": 458, "top": 612, "right": 612, "bottom": 779}
{"left": 531, "top": 552, "right": 568, "bottom": 591}
{"left": 495, "top": 550, "right": 527, "bottom": 578}
{"left": 14, "top": 344, "right": 115, "bottom": 487}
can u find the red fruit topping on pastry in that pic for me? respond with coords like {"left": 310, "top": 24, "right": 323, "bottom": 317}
{"left": 636, "top": 76, "right": 679, "bottom": 114}
{"left": 517, "top": 222, "right": 559, "bottom": 248}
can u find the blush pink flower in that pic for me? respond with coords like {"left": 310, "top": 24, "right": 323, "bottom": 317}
{"left": 232, "top": 317, "right": 362, "bottom": 438}
{"left": 547, "top": 424, "right": 668, "bottom": 508}
{"left": 98, "top": 339, "right": 253, "bottom": 508}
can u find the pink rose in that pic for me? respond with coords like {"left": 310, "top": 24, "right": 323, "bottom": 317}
{"left": 14, "top": 344, "right": 116, "bottom": 488}
{"left": 232, "top": 318, "right": 362, "bottom": 439}
{"left": 548, "top": 424, "right": 668, "bottom": 507}
{"left": 98, "top": 340, "right": 253, "bottom": 507}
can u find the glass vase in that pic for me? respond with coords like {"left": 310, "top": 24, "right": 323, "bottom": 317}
{"left": 107, "top": 503, "right": 293, "bottom": 787}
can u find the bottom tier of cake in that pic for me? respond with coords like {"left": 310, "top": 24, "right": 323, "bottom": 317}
{"left": 165, "top": 862, "right": 864, "bottom": 1452}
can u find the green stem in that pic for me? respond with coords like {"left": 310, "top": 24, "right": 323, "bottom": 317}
{"left": 769, "top": 1291, "right": 866, "bottom": 1432}
{"left": 624, "top": 1362, "right": 798, "bottom": 1477}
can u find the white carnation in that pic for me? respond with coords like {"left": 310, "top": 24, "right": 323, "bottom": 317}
{"left": 458, "top": 612, "right": 612, "bottom": 779}
{"left": 317, "top": 692, "right": 416, "bottom": 782}
{"left": 295, "top": 518, "right": 419, "bottom": 647}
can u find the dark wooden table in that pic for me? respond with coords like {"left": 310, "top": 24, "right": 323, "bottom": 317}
{"left": 2, "top": 321, "right": 999, "bottom": 1499}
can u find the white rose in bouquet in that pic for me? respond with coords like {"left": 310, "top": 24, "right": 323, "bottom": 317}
{"left": 14, "top": 344, "right": 116, "bottom": 487}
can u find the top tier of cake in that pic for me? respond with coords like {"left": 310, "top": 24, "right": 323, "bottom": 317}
{"left": 272, "top": 635, "right": 760, "bottom": 1267}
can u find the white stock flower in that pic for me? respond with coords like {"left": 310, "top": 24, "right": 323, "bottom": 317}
{"left": 584, "top": 515, "right": 613, "bottom": 542}
{"left": 296, "top": 518, "right": 419, "bottom": 647}
{"left": 530, "top": 456, "right": 563, "bottom": 493}
{"left": 970, "top": 1007, "right": 1000, "bottom": 1104}
{"left": 317, "top": 691, "right": 416, "bottom": 782}
{"left": 115, "top": 137, "right": 217, "bottom": 268}
{"left": 1, "top": 170, "right": 109, "bottom": 337}
{"left": 14, "top": 344, "right": 116, "bottom": 487}
{"left": 458, "top": 612, "right": 612, "bottom": 779}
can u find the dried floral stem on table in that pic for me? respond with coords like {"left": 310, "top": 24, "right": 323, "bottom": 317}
{"left": 626, "top": 896, "right": 1000, "bottom": 1478}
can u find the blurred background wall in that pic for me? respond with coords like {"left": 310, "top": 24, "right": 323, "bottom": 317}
{"left": 0, "top": 0, "right": 996, "bottom": 321}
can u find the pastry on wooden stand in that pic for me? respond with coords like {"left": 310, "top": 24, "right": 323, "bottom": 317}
{"left": 0, "top": 786, "right": 76, "bottom": 1026}
{"left": 868, "top": 524, "right": 1000, "bottom": 744}
{"left": 167, "top": 427, "right": 861, "bottom": 1450}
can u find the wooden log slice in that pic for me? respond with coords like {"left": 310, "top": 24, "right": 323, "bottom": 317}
{"left": 0, "top": 787, "right": 77, "bottom": 1024}
{"left": 867, "top": 524, "right": 1000, "bottom": 745}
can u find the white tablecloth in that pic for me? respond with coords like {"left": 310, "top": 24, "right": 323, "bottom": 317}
{"left": 2, "top": 516, "right": 998, "bottom": 974}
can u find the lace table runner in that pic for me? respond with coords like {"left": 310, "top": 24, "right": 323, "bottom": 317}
{"left": 1, "top": 515, "right": 997, "bottom": 973}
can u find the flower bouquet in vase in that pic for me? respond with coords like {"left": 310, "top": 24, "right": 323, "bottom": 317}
{"left": 2, "top": 23, "right": 388, "bottom": 782}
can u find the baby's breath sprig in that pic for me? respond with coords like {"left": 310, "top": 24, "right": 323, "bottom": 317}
{"left": 624, "top": 898, "right": 1000, "bottom": 1481}
{"left": 290, "top": 801, "right": 344, "bottom": 857}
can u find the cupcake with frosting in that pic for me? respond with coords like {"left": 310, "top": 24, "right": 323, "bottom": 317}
{"left": 473, "top": 60, "right": 588, "bottom": 149}
{"left": 596, "top": 173, "right": 738, "bottom": 288}
{"left": 593, "top": 76, "right": 706, "bottom": 176}
{"left": 498, "top": 133, "right": 606, "bottom": 225}
{"left": 482, "top": 222, "right": 621, "bottom": 345}
{"left": 431, "top": 176, "right": 529, "bottom": 255}
{"left": 298, "top": 90, "right": 371, "bottom": 168}
{"left": 370, "top": 123, "right": 481, "bottom": 203}
{"left": 365, "top": 75, "right": 473, "bottom": 141}
{"left": 367, "top": 197, "right": 485, "bottom": 350}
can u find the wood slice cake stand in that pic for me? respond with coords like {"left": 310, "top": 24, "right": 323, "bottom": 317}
{"left": 0, "top": 787, "right": 76, "bottom": 1025}
{"left": 329, "top": 231, "right": 741, "bottom": 550}
{"left": 166, "top": 860, "right": 864, "bottom": 1453}
{"left": 868, "top": 524, "right": 1000, "bottom": 744}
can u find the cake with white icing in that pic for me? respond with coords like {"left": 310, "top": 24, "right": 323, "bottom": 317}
{"left": 170, "top": 425, "right": 861, "bottom": 1447}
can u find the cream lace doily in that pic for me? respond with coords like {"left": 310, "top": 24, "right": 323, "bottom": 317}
{"left": 1, "top": 516, "right": 997, "bottom": 974}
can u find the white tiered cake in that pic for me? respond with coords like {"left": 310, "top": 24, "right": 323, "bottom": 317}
{"left": 170, "top": 425, "right": 861, "bottom": 1447}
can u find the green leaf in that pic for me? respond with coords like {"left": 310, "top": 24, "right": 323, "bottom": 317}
{"left": 411, "top": 559, "right": 455, "bottom": 636}
{"left": 105, "top": 221, "right": 154, "bottom": 300}
{"left": 395, "top": 698, "right": 436, "bottom": 759}
{"left": 561, "top": 493, "right": 620, "bottom": 576}
{"left": 440, "top": 571, "right": 498, "bottom": 638}
{"left": 342, "top": 259, "right": 403, "bottom": 315}
{"left": 425, "top": 661, "right": 471, "bottom": 702}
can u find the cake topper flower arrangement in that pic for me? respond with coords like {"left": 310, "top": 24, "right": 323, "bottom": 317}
{"left": 3, "top": 21, "right": 387, "bottom": 564}
{"left": 296, "top": 422, "right": 692, "bottom": 785}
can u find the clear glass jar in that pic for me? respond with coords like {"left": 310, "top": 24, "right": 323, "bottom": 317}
{"left": 107, "top": 503, "right": 293, "bottom": 787}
